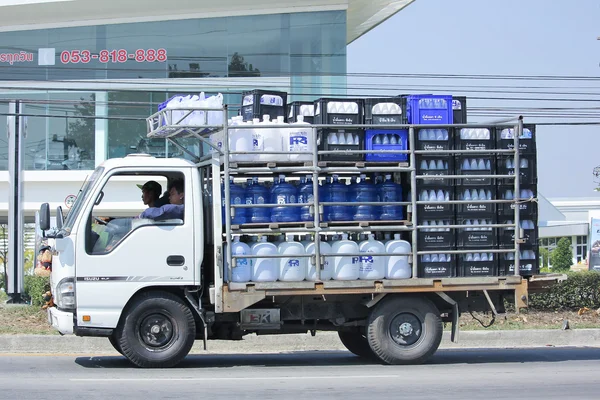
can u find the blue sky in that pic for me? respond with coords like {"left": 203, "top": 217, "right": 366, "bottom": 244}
{"left": 347, "top": 0, "right": 600, "bottom": 199}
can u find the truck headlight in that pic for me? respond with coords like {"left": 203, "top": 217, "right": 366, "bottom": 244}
{"left": 55, "top": 278, "right": 75, "bottom": 310}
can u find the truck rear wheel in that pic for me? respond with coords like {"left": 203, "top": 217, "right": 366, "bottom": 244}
{"left": 338, "top": 329, "right": 377, "bottom": 359}
{"left": 116, "top": 291, "right": 196, "bottom": 368}
{"left": 367, "top": 296, "right": 442, "bottom": 365}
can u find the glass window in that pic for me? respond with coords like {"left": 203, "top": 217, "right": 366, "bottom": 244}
{"left": 86, "top": 173, "right": 184, "bottom": 254}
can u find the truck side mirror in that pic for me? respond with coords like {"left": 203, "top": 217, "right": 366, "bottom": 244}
{"left": 39, "top": 203, "right": 50, "bottom": 231}
{"left": 56, "top": 206, "right": 64, "bottom": 229}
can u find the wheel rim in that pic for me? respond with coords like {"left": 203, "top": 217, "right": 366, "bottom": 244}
{"left": 138, "top": 313, "right": 176, "bottom": 349}
{"left": 389, "top": 312, "right": 422, "bottom": 346}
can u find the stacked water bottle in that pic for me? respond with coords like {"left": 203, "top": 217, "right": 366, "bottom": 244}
{"left": 364, "top": 97, "right": 409, "bottom": 162}
{"left": 227, "top": 233, "right": 412, "bottom": 283}
{"left": 315, "top": 98, "right": 364, "bottom": 162}
{"left": 414, "top": 122, "right": 456, "bottom": 278}
{"left": 496, "top": 125, "right": 539, "bottom": 276}
{"left": 222, "top": 173, "right": 405, "bottom": 225}
{"left": 454, "top": 127, "right": 499, "bottom": 277}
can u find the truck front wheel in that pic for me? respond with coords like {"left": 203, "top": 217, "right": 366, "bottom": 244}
{"left": 367, "top": 296, "right": 442, "bottom": 365}
{"left": 116, "top": 291, "right": 196, "bottom": 368}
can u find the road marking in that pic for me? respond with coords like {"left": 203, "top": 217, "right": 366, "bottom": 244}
{"left": 71, "top": 375, "right": 399, "bottom": 382}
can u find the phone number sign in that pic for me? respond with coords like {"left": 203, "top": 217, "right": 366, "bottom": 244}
{"left": 60, "top": 48, "right": 167, "bottom": 64}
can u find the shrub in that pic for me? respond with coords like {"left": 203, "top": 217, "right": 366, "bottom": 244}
{"left": 529, "top": 271, "right": 600, "bottom": 310}
{"left": 24, "top": 275, "right": 50, "bottom": 307}
{"left": 551, "top": 237, "right": 573, "bottom": 272}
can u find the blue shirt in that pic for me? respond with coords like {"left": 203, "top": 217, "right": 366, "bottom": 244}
{"left": 140, "top": 204, "right": 184, "bottom": 221}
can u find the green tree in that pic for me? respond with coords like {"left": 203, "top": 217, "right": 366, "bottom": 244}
{"left": 551, "top": 237, "right": 573, "bottom": 272}
{"left": 539, "top": 247, "right": 550, "bottom": 272}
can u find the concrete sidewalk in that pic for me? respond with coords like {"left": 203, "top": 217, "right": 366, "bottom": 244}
{"left": 1, "top": 329, "right": 600, "bottom": 355}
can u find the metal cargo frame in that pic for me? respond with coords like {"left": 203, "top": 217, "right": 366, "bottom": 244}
{"left": 147, "top": 107, "right": 540, "bottom": 313}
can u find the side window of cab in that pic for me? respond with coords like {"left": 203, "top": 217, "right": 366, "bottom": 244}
{"left": 86, "top": 172, "right": 184, "bottom": 255}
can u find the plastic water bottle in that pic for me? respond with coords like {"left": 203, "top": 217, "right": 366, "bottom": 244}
{"left": 231, "top": 236, "right": 252, "bottom": 282}
{"left": 352, "top": 174, "right": 377, "bottom": 221}
{"left": 222, "top": 177, "right": 247, "bottom": 225}
{"left": 259, "top": 115, "right": 283, "bottom": 162}
{"left": 299, "top": 175, "right": 315, "bottom": 222}
{"left": 305, "top": 239, "right": 333, "bottom": 281}
{"left": 328, "top": 132, "right": 338, "bottom": 145}
{"left": 332, "top": 234, "right": 359, "bottom": 280}
{"left": 245, "top": 177, "right": 271, "bottom": 223}
{"left": 278, "top": 235, "right": 307, "bottom": 281}
{"left": 251, "top": 236, "right": 279, "bottom": 282}
{"left": 229, "top": 116, "right": 253, "bottom": 161}
{"left": 379, "top": 174, "right": 403, "bottom": 220}
{"left": 358, "top": 234, "right": 386, "bottom": 280}
{"left": 327, "top": 175, "right": 351, "bottom": 221}
{"left": 287, "top": 115, "right": 313, "bottom": 162}
{"left": 271, "top": 174, "right": 299, "bottom": 222}
{"left": 320, "top": 176, "right": 331, "bottom": 222}
{"left": 385, "top": 234, "right": 412, "bottom": 279}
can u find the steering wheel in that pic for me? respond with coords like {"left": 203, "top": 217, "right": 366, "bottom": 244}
{"left": 94, "top": 217, "right": 108, "bottom": 225}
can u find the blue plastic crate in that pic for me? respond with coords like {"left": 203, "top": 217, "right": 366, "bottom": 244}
{"left": 365, "top": 129, "right": 408, "bottom": 162}
{"left": 406, "top": 94, "right": 453, "bottom": 125}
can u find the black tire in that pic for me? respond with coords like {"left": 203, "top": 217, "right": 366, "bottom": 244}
{"left": 367, "top": 296, "right": 442, "bottom": 365}
{"left": 108, "top": 334, "right": 123, "bottom": 355}
{"left": 338, "top": 329, "right": 377, "bottom": 359}
{"left": 115, "top": 291, "right": 196, "bottom": 368}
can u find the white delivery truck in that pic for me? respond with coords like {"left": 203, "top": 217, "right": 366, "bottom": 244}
{"left": 40, "top": 102, "right": 560, "bottom": 368}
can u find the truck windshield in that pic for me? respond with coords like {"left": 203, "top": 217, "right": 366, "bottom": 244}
{"left": 61, "top": 167, "right": 104, "bottom": 235}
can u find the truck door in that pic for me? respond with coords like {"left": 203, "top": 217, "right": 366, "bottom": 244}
{"left": 74, "top": 169, "right": 198, "bottom": 329}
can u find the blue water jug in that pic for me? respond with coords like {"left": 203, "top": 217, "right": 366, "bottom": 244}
{"left": 222, "top": 177, "right": 247, "bottom": 225}
{"left": 320, "top": 176, "right": 331, "bottom": 222}
{"left": 245, "top": 177, "right": 271, "bottom": 223}
{"left": 327, "top": 175, "right": 351, "bottom": 221}
{"left": 379, "top": 174, "right": 403, "bottom": 220}
{"left": 352, "top": 174, "right": 377, "bottom": 221}
{"left": 271, "top": 174, "right": 300, "bottom": 222}
{"left": 298, "top": 175, "right": 315, "bottom": 222}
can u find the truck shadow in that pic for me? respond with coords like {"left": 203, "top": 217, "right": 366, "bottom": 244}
{"left": 74, "top": 347, "right": 600, "bottom": 369}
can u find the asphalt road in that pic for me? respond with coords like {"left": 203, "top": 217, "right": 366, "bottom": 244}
{"left": 2, "top": 348, "right": 600, "bottom": 399}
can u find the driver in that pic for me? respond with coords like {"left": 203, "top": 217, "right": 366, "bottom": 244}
{"left": 138, "top": 180, "right": 167, "bottom": 208}
{"left": 139, "top": 179, "right": 184, "bottom": 221}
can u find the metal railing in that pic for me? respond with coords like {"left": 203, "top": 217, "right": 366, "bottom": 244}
{"left": 146, "top": 107, "right": 533, "bottom": 285}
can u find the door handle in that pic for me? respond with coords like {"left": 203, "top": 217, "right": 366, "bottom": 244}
{"left": 167, "top": 255, "right": 185, "bottom": 266}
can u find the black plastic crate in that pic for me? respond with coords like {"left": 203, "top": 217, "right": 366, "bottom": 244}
{"left": 416, "top": 156, "right": 454, "bottom": 186}
{"left": 418, "top": 254, "right": 456, "bottom": 278}
{"left": 241, "top": 89, "right": 288, "bottom": 122}
{"left": 287, "top": 101, "right": 315, "bottom": 124}
{"left": 456, "top": 217, "right": 497, "bottom": 248}
{"left": 456, "top": 185, "right": 496, "bottom": 217}
{"left": 417, "top": 218, "right": 456, "bottom": 249}
{"left": 458, "top": 253, "right": 499, "bottom": 277}
{"left": 498, "top": 218, "right": 539, "bottom": 248}
{"left": 314, "top": 98, "right": 364, "bottom": 125}
{"left": 455, "top": 126, "right": 495, "bottom": 151}
{"left": 318, "top": 129, "right": 364, "bottom": 161}
{"left": 498, "top": 248, "right": 539, "bottom": 276}
{"left": 416, "top": 127, "right": 453, "bottom": 151}
{"left": 456, "top": 156, "right": 496, "bottom": 185}
{"left": 497, "top": 185, "right": 538, "bottom": 217}
{"left": 452, "top": 96, "right": 467, "bottom": 124}
{"left": 496, "top": 124, "right": 537, "bottom": 154}
{"left": 416, "top": 186, "right": 454, "bottom": 218}
{"left": 364, "top": 97, "right": 407, "bottom": 125}
{"left": 496, "top": 155, "right": 538, "bottom": 185}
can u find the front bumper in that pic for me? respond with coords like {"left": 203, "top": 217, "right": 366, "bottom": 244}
{"left": 47, "top": 307, "right": 74, "bottom": 335}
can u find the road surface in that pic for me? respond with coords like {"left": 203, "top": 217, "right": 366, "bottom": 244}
{"left": 1, "top": 348, "right": 600, "bottom": 399}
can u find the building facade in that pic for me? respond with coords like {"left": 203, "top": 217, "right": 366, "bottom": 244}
{"left": 0, "top": 0, "right": 414, "bottom": 221}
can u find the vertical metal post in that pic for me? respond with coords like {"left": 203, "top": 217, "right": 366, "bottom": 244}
{"left": 408, "top": 126, "right": 418, "bottom": 278}
{"left": 95, "top": 91, "right": 108, "bottom": 167}
{"left": 513, "top": 119, "right": 522, "bottom": 276}
{"left": 311, "top": 126, "right": 321, "bottom": 280}
{"left": 7, "top": 101, "right": 26, "bottom": 303}
{"left": 223, "top": 109, "right": 233, "bottom": 282}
